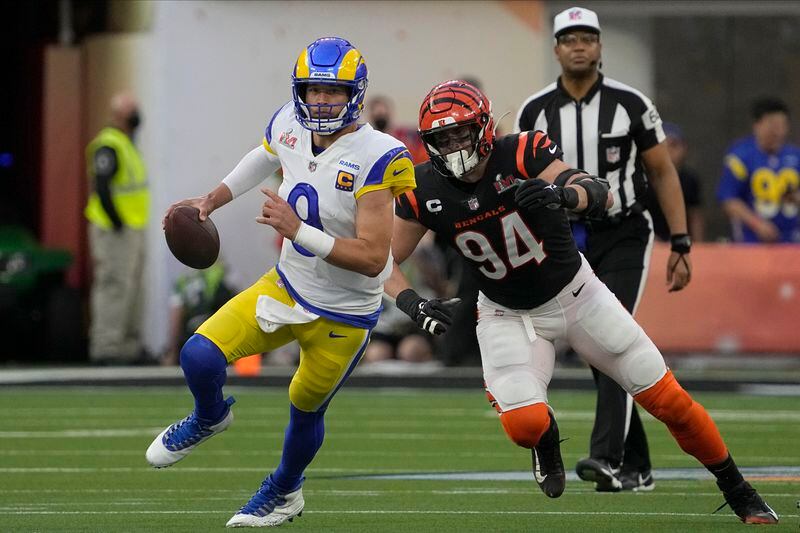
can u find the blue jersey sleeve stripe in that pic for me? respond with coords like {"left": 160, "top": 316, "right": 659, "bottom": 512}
{"left": 264, "top": 104, "right": 287, "bottom": 146}
{"left": 364, "top": 146, "right": 408, "bottom": 187}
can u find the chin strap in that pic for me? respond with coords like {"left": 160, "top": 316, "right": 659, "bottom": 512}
{"left": 493, "top": 111, "right": 511, "bottom": 135}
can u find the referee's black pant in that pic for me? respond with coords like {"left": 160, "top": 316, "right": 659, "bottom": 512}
{"left": 582, "top": 212, "right": 654, "bottom": 473}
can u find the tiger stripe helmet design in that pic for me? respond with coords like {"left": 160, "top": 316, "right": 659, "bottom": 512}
{"left": 418, "top": 80, "right": 495, "bottom": 178}
{"left": 292, "top": 37, "right": 368, "bottom": 134}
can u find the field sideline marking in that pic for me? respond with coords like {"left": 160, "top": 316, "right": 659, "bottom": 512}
{"left": 354, "top": 466, "right": 800, "bottom": 482}
{"left": 2, "top": 466, "right": 799, "bottom": 482}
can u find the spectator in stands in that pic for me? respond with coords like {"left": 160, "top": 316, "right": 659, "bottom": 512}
{"left": 365, "top": 95, "right": 429, "bottom": 164}
{"left": 163, "top": 261, "right": 237, "bottom": 366}
{"left": 647, "top": 123, "right": 705, "bottom": 241}
{"left": 717, "top": 97, "right": 800, "bottom": 243}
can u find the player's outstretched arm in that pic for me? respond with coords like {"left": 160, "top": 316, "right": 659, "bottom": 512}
{"left": 385, "top": 216, "right": 460, "bottom": 335}
{"left": 326, "top": 188, "right": 394, "bottom": 276}
{"left": 384, "top": 216, "right": 428, "bottom": 299}
{"left": 515, "top": 159, "right": 612, "bottom": 215}
{"left": 162, "top": 184, "right": 232, "bottom": 229}
{"left": 163, "top": 146, "right": 279, "bottom": 229}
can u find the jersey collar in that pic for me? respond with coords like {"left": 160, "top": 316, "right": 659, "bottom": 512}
{"left": 556, "top": 72, "right": 604, "bottom": 105}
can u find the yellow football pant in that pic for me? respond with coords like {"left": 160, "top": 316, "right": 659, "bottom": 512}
{"left": 197, "top": 269, "right": 370, "bottom": 412}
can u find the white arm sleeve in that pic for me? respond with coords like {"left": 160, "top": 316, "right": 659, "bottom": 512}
{"left": 221, "top": 146, "right": 281, "bottom": 199}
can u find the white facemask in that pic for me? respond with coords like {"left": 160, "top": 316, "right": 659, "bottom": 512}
{"left": 444, "top": 148, "right": 480, "bottom": 179}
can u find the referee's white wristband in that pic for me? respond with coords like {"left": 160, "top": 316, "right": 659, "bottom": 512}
{"left": 293, "top": 223, "right": 335, "bottom": 259}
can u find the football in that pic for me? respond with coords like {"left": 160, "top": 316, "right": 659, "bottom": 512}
{"left": 164, "top": 205, "right": 220, "bottom": 269}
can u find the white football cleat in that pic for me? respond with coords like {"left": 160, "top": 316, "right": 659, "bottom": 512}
{"left": 226, "top": 476, "right": 304, "bottom": 528}
{"left": 146, "top": 397, "right": 235, "bottom": 468}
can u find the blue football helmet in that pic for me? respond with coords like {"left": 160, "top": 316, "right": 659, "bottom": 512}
{"left": 291, "top": 37, "right": 368, "bottom": 134}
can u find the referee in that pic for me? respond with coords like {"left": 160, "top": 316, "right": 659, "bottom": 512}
{"left": 516, "top": 6, "right": 692, "bottom": 492}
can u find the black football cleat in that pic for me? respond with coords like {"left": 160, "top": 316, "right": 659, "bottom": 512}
{"left": 619, "top": 468, "right": 655, "bottom": 492}
{"left": 715, "top": 481, "right": 779, "bottom": 524}
{"left": 532, "top": 414, "right": 566, "bottom": 498}
{"left": 575, "top": 457, "right": 622, "bottom": 492}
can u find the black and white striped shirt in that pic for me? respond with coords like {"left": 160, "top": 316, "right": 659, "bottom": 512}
{"left": 515, "top": 74, "right": 665, "bottom": 217}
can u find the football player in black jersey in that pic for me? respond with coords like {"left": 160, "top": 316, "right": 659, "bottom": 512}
{"left": 384, "top": 80, "right": 778, "bottom": 524}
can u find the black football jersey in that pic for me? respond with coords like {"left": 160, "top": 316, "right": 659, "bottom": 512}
{"left": 395, "top": 132, "right": 581, "bottom": 309}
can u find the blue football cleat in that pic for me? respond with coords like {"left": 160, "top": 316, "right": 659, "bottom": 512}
{"left": 146, "top": 396, "right": 235, "bottom": 468}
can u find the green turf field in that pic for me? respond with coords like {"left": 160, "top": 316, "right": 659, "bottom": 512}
{"left": 1, "top": 386, "right": 798, "bottom": 531}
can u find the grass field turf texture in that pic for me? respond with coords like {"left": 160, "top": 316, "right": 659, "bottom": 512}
{"left": 1, "top": 387, "right": 798, "bottom": 532}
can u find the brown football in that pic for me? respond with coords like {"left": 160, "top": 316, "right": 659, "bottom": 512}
{"left": 164, "top": 205, "right": 220, "bottom": 269}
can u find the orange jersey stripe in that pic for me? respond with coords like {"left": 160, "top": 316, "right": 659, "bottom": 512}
{"left": 404, "top": 191, "right": 420, "bottom": 219}
{"left": 531, "top": 131, "right": 546, "bottom": 159}
{"left": 516, "top": 131, "right": 530, "bottom": 179}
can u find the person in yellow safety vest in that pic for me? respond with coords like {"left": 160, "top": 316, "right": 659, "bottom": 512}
{"left": 85, "top": 91, "right": 151, "bottom": 365}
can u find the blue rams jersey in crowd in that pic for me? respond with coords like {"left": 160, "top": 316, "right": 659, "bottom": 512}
{"left": 717, "top": 136, "right": 800, "bottom": 243}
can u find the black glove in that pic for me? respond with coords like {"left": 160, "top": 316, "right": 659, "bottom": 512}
{"left": 395, "top": 289, "right": 461, "bottom": 335}
{"left": 515, "top": 178, "right": 578, "bottom": 210}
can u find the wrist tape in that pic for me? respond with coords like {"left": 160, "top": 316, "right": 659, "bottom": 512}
{"left": 293, "top": 223, "right": 335, "bottom": 258}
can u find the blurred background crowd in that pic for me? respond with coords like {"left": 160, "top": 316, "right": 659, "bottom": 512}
{"left": 1, "top": 1, "right": 798, "bottom": 369}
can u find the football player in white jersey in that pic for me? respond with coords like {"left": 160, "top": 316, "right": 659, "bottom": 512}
{"left": 145, "top": 37, "right": 416, "bottom": 527}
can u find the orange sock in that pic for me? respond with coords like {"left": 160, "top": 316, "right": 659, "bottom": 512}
{"left": 634, "top": 371, "right": 728, "bottom": 465}
{"left": 499, "top": 402, "right": 551, "bottom": 449}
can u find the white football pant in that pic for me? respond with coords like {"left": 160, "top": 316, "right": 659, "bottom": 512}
{"left": 478, "top": 256, "right": 667, "bottom": 413}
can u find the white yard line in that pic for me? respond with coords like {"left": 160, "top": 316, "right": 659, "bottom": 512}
{"left": 0, "top": 508, "right": 797, "bottom": 518}
{"left": 0, "top": 448, "right": 797, "bottom": 464}
{"left": 0, "top": 429, "right": 504, "bottom": 440}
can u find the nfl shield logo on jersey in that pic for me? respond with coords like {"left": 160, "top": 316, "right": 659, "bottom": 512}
{"left": 606, "top": 146, "right": 621, "bottom": 164}
{"left": 308, "top": 161, "right": 317, "bottom": 172}
{"left": 468, "top": 197, "right": 480, "bottom": 211}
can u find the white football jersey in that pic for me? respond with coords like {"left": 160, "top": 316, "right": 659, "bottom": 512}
{"left": 263, "top": 103, "right": 415, "bottom": 328}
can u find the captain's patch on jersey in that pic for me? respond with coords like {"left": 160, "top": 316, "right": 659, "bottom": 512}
{"left": 336, "top": 170, "right": 355, "bottom": 191}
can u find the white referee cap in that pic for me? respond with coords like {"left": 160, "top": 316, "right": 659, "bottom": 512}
{"left": 553, "top": 6, "right": 601, "bottom": 38}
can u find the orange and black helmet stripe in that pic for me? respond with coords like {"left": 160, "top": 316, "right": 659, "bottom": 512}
{"left": 419, "top": 81, "right": 488, "bottom": 128}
